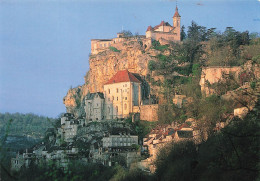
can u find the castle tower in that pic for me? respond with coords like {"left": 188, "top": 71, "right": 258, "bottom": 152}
{"left": 173, "top": 6, "right": 181, "bottom": 41}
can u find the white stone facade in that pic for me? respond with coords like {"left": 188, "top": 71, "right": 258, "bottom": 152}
{"left": 104, "top": 81, "right": 141, "bottom": 119}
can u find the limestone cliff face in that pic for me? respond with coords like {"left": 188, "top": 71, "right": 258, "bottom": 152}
{"left": 63, "top": 39, "right": 161, "bottom": 117}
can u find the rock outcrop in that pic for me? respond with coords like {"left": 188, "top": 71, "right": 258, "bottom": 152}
{"left": 63, "top": 38, "right": 161, "bottom": 117}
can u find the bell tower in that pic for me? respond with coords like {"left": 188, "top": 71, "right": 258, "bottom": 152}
{"left": 172, "top": 6, "right": 181, "bottom": 41}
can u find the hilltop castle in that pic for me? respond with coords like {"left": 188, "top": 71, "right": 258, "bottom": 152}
{"left": 91, "top": 6, "right": 181, "bottom": 54}
{"left": 146, "top": 6, "right": 181, "bottom": 43}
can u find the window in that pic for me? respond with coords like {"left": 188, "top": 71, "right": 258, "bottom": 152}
{"left": 125, "top": 97, "right": 127, "bottom": 100}
{"left": 124, "top": 104, "right": 127, "bottom": 110}
{"left": 116, "top": 106, "right": 118, "bottom": 112}
{"left": 117, "top": 97, "right": 118, "bottom": 101}
{"left": 116, "top": 88, "right": 119, "bottom": 93}
{"left": 112, "top": 96, "right": 114, "bottom": 100}
{"left": 125, "top": 84, "right": 127, "bottom": 87}
{"left": 108, "top": 89, "right": 110, "bottom": 94}
{"left": 97, "top": 103, "right": 98, "bottom": 106}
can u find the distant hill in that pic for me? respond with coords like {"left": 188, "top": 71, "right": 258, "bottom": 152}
{"left": 0, "top": 112, "right": 55, "bottom": 139}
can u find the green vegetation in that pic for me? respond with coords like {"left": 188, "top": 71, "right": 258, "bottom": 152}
{"left": 109, "top": 46, "right": 121, "bottom": 52}
{"left": 125, "top": 117, "right": 157, "bottom": 141}
{"left": 0, "top": 112, "right": 54, "bottom": 138}
{"left": 152, "top": 40, "right": 169, "bottom": 51}
{"left": 154, "top": 102, "right": 260, "bottom": 181}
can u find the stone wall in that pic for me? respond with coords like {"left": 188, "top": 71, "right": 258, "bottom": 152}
{"left": 140, "top": 104, "right": 158, "bottom": 122}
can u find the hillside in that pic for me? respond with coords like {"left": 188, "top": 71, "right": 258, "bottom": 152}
{"left": 63, "top": 24, "right": 260, "bottom": 119}
{"left": 0, "top": 112, "right": 55, "bottom": 138}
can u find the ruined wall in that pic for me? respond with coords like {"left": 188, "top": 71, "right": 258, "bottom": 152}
{"left": 199, "top": 66, "right": 241, "bottom": 95}
{"left": 140, "top": 104, "right": 158, "bottom": 122}
{"left": 199, "top": 61, "right": 260, "bottom": 96}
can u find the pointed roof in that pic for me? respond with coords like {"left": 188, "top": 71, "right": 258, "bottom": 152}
{"left": 104, "top": 70, "right": 141, "bottom": 85}
{"left": 173, "top": 6, "right": 181, "bottom": 17}
{"left": 146, "top": 25, "right": 153, "bottom": 32}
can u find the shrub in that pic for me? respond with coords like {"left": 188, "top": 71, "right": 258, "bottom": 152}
{"left": 148, "top": 60, "right": 157, "bottom": 71}
{"left": 109, "top": 46, "right": 121, "bottom": 52}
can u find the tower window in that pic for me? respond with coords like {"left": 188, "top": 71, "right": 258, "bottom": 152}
{"left": 117, "top": 88, "right": 119, "bottom": 93}
{"left": 108, "top": 89, "right": 110, "bottom": 94}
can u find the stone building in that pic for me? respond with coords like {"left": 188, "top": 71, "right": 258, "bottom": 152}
{"left": 140, "top": 121, "right": 201, "bottom": 172}
{"left": 104, "top": 70, "right": 142, "bottom": 119}
{"left": 91, "top": 33, "right": 127, "bottom": 54}
{"left": 84, "top": 92, "right": 105, "bottom": 121}
{"left": 146, "top": 6, "right": 181, "bottom": 43}
{"left": 102, "top": 133, "right": 138, "bottom": 148}
{"left": 60, "top": 113, "right": 82, "bottom": 142}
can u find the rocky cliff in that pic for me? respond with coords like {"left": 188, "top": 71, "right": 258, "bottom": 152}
{"left": 63, "top": 38, "right": 163, "bottom": 117}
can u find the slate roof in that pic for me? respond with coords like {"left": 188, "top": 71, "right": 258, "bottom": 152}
{"left": 177, "top": 130, "right": 193, "bottom": 138}
{"left": 104, "top": 70, "right": 141, "bottom": 85}
{"left": 86, "top": 92, "right": 104, "bottom": 100}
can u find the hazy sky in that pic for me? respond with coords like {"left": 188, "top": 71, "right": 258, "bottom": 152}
{"left": 0, "top": 0, "right": 259, "bottom": 118}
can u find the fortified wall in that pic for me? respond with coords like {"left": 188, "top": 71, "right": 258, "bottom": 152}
{"left": 91, "top": 33, "right": 152, "bottom": 55}
{"left": 139, "top": 104, "right": 159, "bottom": 122}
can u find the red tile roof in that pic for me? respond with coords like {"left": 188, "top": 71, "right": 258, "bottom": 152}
{"left": 146, "top": 21, "right": 172, "bottom": 32}
{"left": 177, "top": 123, "right": 191, "bottom": 130}
{"left": 173, "top": 6, "right": 181, "bottom": 17}
{"left": 146, "top": 25, "right": 153, "bottom": 32}
{"left": 104, "top": 70, "right": 141, "bottom": 85}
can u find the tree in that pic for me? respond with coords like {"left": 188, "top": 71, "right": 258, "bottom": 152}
{"left": 187, "top": 21, "right": 207, "bottom": 42}
{"left": 181, "top": 25, "right": 186, "bottom": 41}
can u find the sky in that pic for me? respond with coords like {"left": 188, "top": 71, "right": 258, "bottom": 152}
{"left": 0, "top": 0, "right": 259, "bottom": 118}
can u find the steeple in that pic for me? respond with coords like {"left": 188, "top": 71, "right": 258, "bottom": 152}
{"left": 172, "top": 5, "right": 181, "bottom": 41}
{"left": 173, "top": 6, "right": 181, "bottom": 18}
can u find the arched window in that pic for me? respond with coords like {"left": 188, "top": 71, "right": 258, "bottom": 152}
{"left": 116, "top": 106, "right": 118, "bottom": 112}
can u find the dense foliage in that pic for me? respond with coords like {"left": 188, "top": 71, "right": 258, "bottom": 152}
{"left": 0, "top": 112, "right": 54, "bottom": 138}
{"left": 153, "top": 99, "right": 260, "bottom": 181}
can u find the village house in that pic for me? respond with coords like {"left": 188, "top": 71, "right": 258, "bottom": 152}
{"left": 60, "top": 113, "right": 83, "bottom": 142}
{"left": 102, "top": 133, "right": 138, "bottom": 148}
{"left": 89, "top": 130, "right": 139, "bottom": 167}
{"left": 140, "top": 120, "right": 201, "bottom": 172}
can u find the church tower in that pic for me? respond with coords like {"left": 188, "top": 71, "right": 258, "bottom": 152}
{"left": 173, "top": 6, "right": 181, "bottom": 41}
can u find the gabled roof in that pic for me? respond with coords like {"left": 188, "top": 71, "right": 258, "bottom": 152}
{"left": 146, "top": 21, "right": 172, "bottom": 32}
{"left": 104, "top": 70, "right": 141, "bottom": 85}
{"left": 86, "top": 92, "right": 104, "bottom": 100}
{"left": 173, "top": 6, "right": 181, "bottom": 17}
